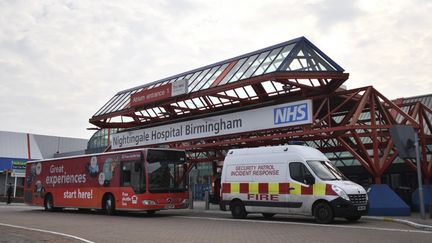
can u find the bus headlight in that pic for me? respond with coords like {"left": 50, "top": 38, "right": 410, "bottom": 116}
{"left": 181, "top": 199, "right": 189, "bottom": 205}
{"left": 142, "top": 200, "right": 156, "bottom": 205}
{"left": 332, "top": 185, "right": 350, "bottom": 201}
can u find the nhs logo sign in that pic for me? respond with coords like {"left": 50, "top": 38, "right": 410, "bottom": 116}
{"left": 273, "top": 100, "right": 312, "bottom": 125}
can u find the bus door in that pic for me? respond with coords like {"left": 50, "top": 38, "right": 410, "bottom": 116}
{"left": 120, "top": 157, "right": 146, "bottom": 194}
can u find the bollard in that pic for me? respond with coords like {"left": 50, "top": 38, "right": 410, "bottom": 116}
{"left": 188, "top": 187, "right": 193, "bottom": 209}
{"left": 204, "top": 191, "right": 210, "bottom": 210}
{"left": 430, "top": 204, "right": 432, "bottom": 219}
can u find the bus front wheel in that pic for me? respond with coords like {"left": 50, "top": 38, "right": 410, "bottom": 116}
{"left": 103, "top": 194, "right": 116, "bottom": 215}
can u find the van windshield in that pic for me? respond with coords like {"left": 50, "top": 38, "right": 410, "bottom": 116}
{"left": 306, "top": 161, "right": 347, "bottom": 181}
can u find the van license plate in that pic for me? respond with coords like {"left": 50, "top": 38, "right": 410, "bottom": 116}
{"left": 165, "top": 204, "right": 175, "bottom": 209}
{"left": 357, "top": 206, "right": 366, "bottom": 211}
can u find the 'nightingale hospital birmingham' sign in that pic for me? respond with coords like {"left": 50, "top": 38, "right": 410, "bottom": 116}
{"left": 112, "top": 99, "right": 313, "bottom": 149}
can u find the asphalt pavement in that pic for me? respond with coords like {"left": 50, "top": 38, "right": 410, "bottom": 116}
{"left": 188, "top": 200, "right": 432, "bottom": 230}
{"left": 1, "top": 202, "right": 432, "bottom": 243}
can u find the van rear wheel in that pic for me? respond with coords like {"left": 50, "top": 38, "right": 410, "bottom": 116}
{"left": 230, "top": 201, "right": 247, "bottom": 219}
{"left": 313, "top": 202, "right": 334, "bottom": 224}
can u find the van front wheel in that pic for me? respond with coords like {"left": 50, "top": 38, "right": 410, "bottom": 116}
{"left": 230, "top": 201, "right": 247, "bottom": 219}
{"left": 313, "top": 202, "right": 334, "bottom": 224}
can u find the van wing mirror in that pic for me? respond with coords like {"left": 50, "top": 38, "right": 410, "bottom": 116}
{"left": 305, "top": 175, "right": 315, "bottom": 185}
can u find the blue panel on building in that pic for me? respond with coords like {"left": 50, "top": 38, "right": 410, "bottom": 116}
{"left": 367, "top": 184, "right": 411, "bottom": 216}
{"left": 412, "top": 185, "right": 432, "bottom": 212}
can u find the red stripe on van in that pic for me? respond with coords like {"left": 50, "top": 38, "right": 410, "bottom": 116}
{"left": 325, "top": 184, "right": 337, "bottom": 196}
{"left": 258, "top": 183, "right": 268, "bottom": 194}
{"left": 240, "top": 183, "right": 249, "bottom": 193}
{"left": 301, "top": 185, "right": 313, "bottom": 195}
{"left": 279, "top": 183, "right": 289, "bottom": 194}
{"left": 222, "top": 183, "right": 231, "bottom": 193}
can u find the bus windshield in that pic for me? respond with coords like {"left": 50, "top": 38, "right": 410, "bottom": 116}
{"left": 306, "top": 160, "right": 347, "bottom": 181}
{"left": 147, "top": 149, "right": 188, "bottom": 193}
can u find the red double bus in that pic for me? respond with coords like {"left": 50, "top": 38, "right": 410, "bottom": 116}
{"left": 24, "top": 148, "right": 189, "bottom": 215}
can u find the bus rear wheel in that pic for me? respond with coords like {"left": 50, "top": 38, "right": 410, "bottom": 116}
{"left": 103, "top": 194, "right": 116, "bottom": 215}
{"left": 44, "top": 194, "right": 54, "bottom": 212}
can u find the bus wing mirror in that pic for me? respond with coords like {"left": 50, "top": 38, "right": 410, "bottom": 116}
{"left": 134, "top": 162, "right": 142, "bottom": 172}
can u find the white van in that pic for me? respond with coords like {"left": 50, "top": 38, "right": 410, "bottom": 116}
{"left": 220, "top": 145, "right": 368, "bottom": 223}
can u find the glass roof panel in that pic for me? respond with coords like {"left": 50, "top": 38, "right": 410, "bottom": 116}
{"left": 262, "top": 81, "right": 276, "bottom": 93}
{"left": 190, "top": 65, "right": 221, "bottom": 92}
{"left": 147, "top": 108, "right": 157, "bottom": 117}
{"left": 241, "top": 51, "right": 270, "bottom": 79}
{"left": 243, "top": 85, "right": 257, "bottom": 97}
{"left": 199, "top": 63, "right": 229, "bottom": 91}
{"left": 252, "top": 47, "right": 283, "bottom": 76}
{"left": 218, "top": 57, "right": 248, "bottom": 86}
{"left": 188, "top": 68, "right": 211, "bottom": 92}
{"left": 105, "top": 92, "right": 129, "bottom": 114}
{"left": 191, "top": 98, "right": 204, "bottom": 108}
{"left": 116, "top": 90, "right": 139, "bottom": 111}
{"left": 97, "top": 94, "right": 123, "bottom": 116}
{"left": 208, "top": 96, "right": 221, "bottom": 105}
{"left": 265, "top": 44, "right": 295, "bottom": 73}
{"left": 235, "top": 87, "right": 248, "bottom": 99}
{"left": 228, "top": 54, "right": 259, "bottom": 83}
{"left": 94, "top": 95, "right": 117, "bottom": 116}
{"left": 307, "top": 47, "right": 336, "bottom": 71}
{"left": 187, "top": 71, "right": 203, "bottom": 88}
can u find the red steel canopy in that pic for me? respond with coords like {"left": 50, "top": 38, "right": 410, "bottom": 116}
{"left": 90, "top": 37, "right": 432, "bottom": 183}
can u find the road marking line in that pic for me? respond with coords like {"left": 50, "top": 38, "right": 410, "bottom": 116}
{"left": 0, "top": 222, "right": 95, "bottom": 243}
{"left": 173, "top": 216, "right": 432, "bottom": 234}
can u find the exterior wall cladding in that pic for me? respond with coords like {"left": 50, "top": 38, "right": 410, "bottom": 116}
{"left": 0, "top": 131, "right": 88, "bottom": 195}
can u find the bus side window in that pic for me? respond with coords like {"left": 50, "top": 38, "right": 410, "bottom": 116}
{"left": 121, "top": 162, "right": 132, "bottom": 187}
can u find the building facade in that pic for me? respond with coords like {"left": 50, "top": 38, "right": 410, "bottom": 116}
{"left": 0, "top": 131, "right": 88, "bottom": 197}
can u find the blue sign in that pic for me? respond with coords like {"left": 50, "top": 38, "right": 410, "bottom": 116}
{"left": 0, "top": 157, "right": 29, "bottom": 172}
{"left": 274, "top": 102, "right": 309, "bottom": 125}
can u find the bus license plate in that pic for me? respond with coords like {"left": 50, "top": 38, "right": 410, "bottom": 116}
{"left": 357, "top": 206, "right": 366, "bottom": 211}
{"left": 165, "top": 204, "right": 175, "bottom": 209}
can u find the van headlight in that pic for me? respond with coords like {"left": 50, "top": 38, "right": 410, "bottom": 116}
{"left": 332, "top": 185, "right": 350, "bottom": 201}
{"left": 142, "top": 200, "right": 156, "bottom": 205}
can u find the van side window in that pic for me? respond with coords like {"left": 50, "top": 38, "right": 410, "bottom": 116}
{"left": 289, "top": 162, "right": 313, "bottom": 184}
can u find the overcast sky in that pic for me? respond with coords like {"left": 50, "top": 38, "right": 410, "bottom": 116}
{"left": 1, "top": 0, "right": 431, "bottom": 139}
